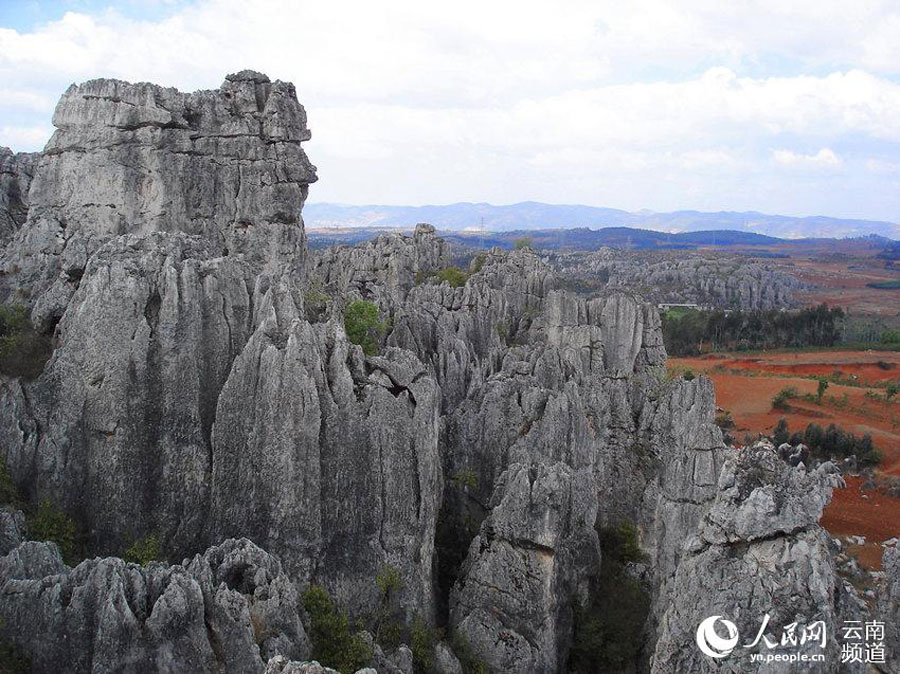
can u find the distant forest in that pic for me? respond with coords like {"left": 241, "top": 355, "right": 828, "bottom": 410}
{"left": 662, "top": 304, "right": 845, "bottom": 356}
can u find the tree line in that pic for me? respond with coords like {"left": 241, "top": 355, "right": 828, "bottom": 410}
{"left": 662, "top": 304, "right": 845, "bottom": 356}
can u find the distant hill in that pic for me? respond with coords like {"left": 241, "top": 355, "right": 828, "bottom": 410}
{"left": 306, "top": 225, "right": 897, "bottom": 253}
{"left": 303, "top": 201, "right": 900, "bottom": 239}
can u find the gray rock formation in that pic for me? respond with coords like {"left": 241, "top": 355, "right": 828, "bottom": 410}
{"left": 0, "top": 69, "right": 858, "bottom": 674}
{"left": 450, "top": 461, "right": 600, "bottom": 672}
{"left": 0, "top": 147, "right": 38, "bottom": 246}
{"left": 651, "top": 442, "right": 849, "bottom": 673}
{"left": 551, "top": 248, "right": 804, "bottom": 310}
{"left": 0, "top": 507, "right": 25, "bottom": 555}
{"left": 879, "top": 544, "right": 900, "bottom": 673}
{"left": 1, "top": 70, "right": 316, "bottom": 329}
{"left": 0, "top": 538, "right": 309, "bottom": 673}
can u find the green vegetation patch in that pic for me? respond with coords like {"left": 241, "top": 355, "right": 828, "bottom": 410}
{"left": 773, "top": 418, "right": 881, "bottom": 466}
{"left": 435, "top": 266, "right": 470, "bottom": 288}
{"left": 662, "top": 304, "right": 844, "bottom": 356}
{"left": 302, "top": 584, "right": 372, "bottom": 674}
{"left": 0, "top": 304, "right": 53, "bottom": 379}
{"left": 344, "top": 300, "right": 387, "bottom": 356}
{"left": 124, "top": 532, "right": 162, "bottom": 565}
{"left": 866, "top": 280, "right": 900, "bottom": 289}
{"left": 26, "top": 499, "right": 86, "bottom": 565}
{"left": 569, "top": 521, "right": 649, "bottom": 673}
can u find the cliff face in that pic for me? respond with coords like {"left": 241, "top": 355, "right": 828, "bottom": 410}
{"left": 0, "top": 70, "right": 317, "bottom": 330}
{"left": 0, "top": 147, "right": 38, "bottom": 246}
{"left": 0, "top": 71, "right": 875, "bottom": 674}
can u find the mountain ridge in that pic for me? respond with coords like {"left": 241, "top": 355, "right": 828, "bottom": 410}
{"left": 304, "top": 201, "right": 900, "bottom": 239}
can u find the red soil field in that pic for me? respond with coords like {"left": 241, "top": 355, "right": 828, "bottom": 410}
{"left": 671, "top": 350, "right": 900, "bottom": 569}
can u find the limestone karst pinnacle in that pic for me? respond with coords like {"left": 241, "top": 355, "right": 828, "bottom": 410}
{"left": 0, "top": 70, "right": 317, "bottom": 329}
{"left": 0, "top": 71, "right": 890, "bottom": 674}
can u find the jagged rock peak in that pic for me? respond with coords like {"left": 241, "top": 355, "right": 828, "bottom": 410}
{"left": 2, "top": 70, "right": 318, "bottom": 325}
{"left": 227, "top": 69, "right": 272, "bottom": 83}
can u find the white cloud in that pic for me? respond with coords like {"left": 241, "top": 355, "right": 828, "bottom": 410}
{"left": 2, "top": 0, "right": 900, "bottom": 220}
{"left": 0, "top": 124, "right": 54, "bottom": 151}
{"left": 772, "top": 148, "right": 842, "bottom": 167}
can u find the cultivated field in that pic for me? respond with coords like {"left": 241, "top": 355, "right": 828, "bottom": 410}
{"left": 671, "top": 349, "right": 900, "bottom": 568}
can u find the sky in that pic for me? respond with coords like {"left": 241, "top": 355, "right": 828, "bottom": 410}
{"left": 2, "top": 1, "right": 900, "bottom": 222}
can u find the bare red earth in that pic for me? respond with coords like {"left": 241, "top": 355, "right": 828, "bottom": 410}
{"left": 671, "top": 350, "right": 900, "bottom": 569}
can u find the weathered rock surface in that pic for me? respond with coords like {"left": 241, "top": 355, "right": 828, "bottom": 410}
{"left": 0, "top": 70, "right": 317, "bottom": 328}
{"left": 651, "top": 442, "right": 849, "bottom": 673}
{"left": 0, "top": 233, "right": 254, "bottom": 556}
{"left": 211, "top": 278, "right": 441, "bottom": 617}
{"left": 450, "top": 461, "right": 600, "bottom": 672}
{"left": 0, "top": 537, "right": 309, "bottom": 673}
{"left": 551, "top": 248, "right": 804, "bottom": 310}
{"left": 879, "top": 544, "right": 900, "bottom": 673}
{"left": 0, "top": 507, "right": 25, "bottom": 554}
{"left": 0, "top": 69, "right": 859, "bottom": 674}
{"left": 0, "top": 147, "right": 38, "bottom": 246}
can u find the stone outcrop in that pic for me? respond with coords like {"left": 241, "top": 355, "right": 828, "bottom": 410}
{"left": 0, "top": 70, "right": 858, "bottom": 674}
{"left": 450, "top": 461, "right": 600, "bottom": 672}
{"left": 551, "top": 249, "right": 804, "bottom": 310}
{"left": 879, "top": 545, "right": 900, "bottom": 673}
{"left": 0, "top": 70, "right": 316, "bottom": 329}
{"left": 0, "top": 147, "right": 38, "bottom": 246}
{"left": 651, "top": 442, "right": 849, "bottom": 673}
{"left": 0, "top": 538, "right": 309, "bottom": 673}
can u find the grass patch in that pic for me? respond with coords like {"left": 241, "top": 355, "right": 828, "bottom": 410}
{"left": 435, "top": 266, "right": 469, "bottom": 288}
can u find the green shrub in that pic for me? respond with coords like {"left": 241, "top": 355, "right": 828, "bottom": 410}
{"left": 0, "top": 459, "right": 19, "bottom": 506}
{"left": 816, "top": 378, "right": 829, "bottom": 403}
{"left": 470, "top": 253, "right": 487, "bottom": 274}
{"left": 0, "top": 634, "right": 31, "bottom": 674}
{"left": 887, "top": 382, "right": 899, "bottom": 401}
{"left": 436, "top": 267, "right": 469, "bottom": 288}
{"left": 376, "top": 564, "right": 403, "bottom": 596}
{"left": 410, "top": 612, "right": 438, "bottom": 674}
{"left": 451, "top": 632, "right": 489, "bottom": 674}
{"left": 682, "top": 369, "right": 695, "bottom": 381}
{"left": 449, "top": 469, "right": 478, "bottom": 490}
{"left": 304, "top": 289, "right": 331, "bottom": 322}
{"left": 27, "top": 499, "right": 85, "bottom": 565}
{"left": 124, "top": 532, "right": 162, "bottom": 565}
{"left": 772, "top": 386, "right": 798, "bottom": 411}
{"left": 302, "top": 585, "right": 372, "bottom": 674}
{"left": 344, "top": 300, "right": 386, "bottom": 356}
{"left": 777, "top": 420, "right": 881, "bottom": 466}
{"left": 569, "top": 521, "right": 649, "bottom": 673}
{"left": 374, "top": 564, "right": 404, "bottom": 649}
{"left": 0, "top": 304, "right": 53, "bottom": 379}
{"left": 883, "top": 330, "right": 900, "bottom": 344}
{"left": 513, "top": 238, "right": 532, "bottom": 250}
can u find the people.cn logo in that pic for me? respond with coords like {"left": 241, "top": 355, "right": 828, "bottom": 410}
{"left": 696, "top": 616, "right": 739, "bottom": 659}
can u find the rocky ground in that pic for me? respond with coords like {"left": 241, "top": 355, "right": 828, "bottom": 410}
{"left": 0, "top": 71, "right": 896, "bottom": 673}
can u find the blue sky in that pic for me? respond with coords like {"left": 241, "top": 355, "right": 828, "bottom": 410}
{"left": 0, "top": 0, "right": 187, "bottom": 32}
{"left": 1, "top": 0, "right": 900, "bottom": 223}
